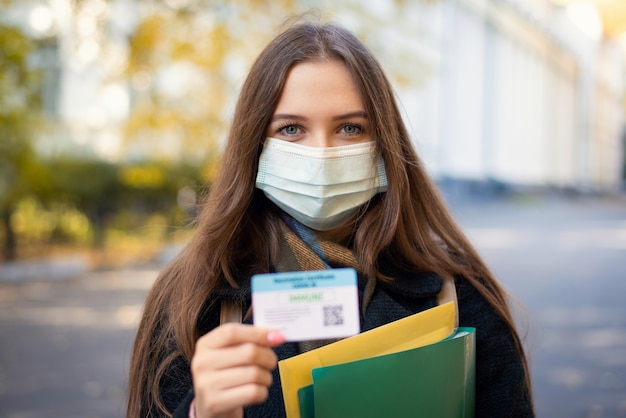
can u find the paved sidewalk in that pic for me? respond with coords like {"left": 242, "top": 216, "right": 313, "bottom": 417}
{"left": 0, "top": 267, "right": 159, "bottom": 418}
{"left": 0, "top": 255, "right": 91, "bottom": 283}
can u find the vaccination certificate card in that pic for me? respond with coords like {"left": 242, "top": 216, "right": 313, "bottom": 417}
{"left": 251, "top": 268, "right": 360, "bottom": 342}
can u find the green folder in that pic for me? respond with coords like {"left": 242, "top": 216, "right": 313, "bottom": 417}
{"left": 297, "top": 328, "right": 476, "bottom": 418}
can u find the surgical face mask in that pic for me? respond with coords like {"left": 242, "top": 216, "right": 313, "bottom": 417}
{"left": 255, "top": 137, "right": 388, "bottom": 231}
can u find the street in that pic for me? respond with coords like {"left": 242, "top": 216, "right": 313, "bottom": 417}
{"left": 1, "top": 194, "right": 625, "bottom": 417}
{"left": 452, "top": 194, "right": 626, "bottom": 418}
{"left": 0, "top": 268, "right": 156, "bottom": 418}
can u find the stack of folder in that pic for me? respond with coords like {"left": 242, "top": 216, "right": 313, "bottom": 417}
{"left": 278, "top": 302, "right": 476, "bottom": 418}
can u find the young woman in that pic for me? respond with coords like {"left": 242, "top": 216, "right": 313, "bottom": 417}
{"left": 127, "top": 21, "right": 534, "bottom": 418}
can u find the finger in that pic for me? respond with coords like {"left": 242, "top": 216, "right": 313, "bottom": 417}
{"left": 198, "top": 383, "right": 270, "bottom": 416}
{"left": 198, "top": 324, "right": 284, "bottom": 350}
{"left": 199, "top": 365, "right": 273, "bottom": 392}
{"left": 193, "top": 366, "right": 273, "bottom": 418}
{"left": 194, "top": 342, "right": 278, "bottom": 372}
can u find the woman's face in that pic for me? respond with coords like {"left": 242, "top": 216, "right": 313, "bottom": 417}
{"left": 266, "top": 60, "right": 372, "bottom": 148}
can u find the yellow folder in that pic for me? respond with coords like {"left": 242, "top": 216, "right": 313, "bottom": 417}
{"left": 278, "top": 301, "right": 456, "bottom": 418}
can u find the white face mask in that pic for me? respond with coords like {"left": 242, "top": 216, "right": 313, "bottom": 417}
{"left": 255, "top": 137, "right": 388, "bottom": 231}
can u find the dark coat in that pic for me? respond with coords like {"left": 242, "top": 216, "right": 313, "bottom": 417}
{"left": 165, "top": 266, "right": 534, "bottom": 418}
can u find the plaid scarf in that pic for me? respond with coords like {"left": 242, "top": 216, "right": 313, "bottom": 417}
{"left": 274, "top": 214, "right": 377, "bottom": 352}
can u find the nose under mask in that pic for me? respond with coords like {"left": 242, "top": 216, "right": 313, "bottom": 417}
{"left": 255, "top": 137, "right": 388, "bottom": 230}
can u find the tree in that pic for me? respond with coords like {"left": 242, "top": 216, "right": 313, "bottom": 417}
{"left": 0, "top": 24, "right": 47, "bottom": 260}
{"left": 0, "top": 0, "right": 439, "bottom": 260}
{"left": 41, "top": 156, "right": 205, "bottom": 249}
{"left": 120, "top": 0, "right": 435, "bottom": 164}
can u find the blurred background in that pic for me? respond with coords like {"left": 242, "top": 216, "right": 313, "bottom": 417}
{"left": 0, "top": 0, "right": 625, "bottom": 417}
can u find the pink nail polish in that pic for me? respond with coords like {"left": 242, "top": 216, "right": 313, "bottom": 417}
{"left": 267, "top": 331, "right": 286, "bottom": 345}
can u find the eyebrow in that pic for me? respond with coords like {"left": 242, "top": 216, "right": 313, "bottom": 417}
{"left": 270, "top": 111, "right": 368, "bottom": 122}
{"left": 334, "top": 111, "right": 368, "bottom": 121}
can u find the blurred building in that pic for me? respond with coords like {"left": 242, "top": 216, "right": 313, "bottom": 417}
{"left": 388, "top": 0, "right": 625, "bottom": 192}
{"left": 2, "top": 0, "right": 625, "bottom": 191}
{"left": 1, "top": 0, "right": 137, "bottom": 160}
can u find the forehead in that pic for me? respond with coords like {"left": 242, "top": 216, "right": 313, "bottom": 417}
{"left": 273, "top": 60, "right": 364, "bottom": 114}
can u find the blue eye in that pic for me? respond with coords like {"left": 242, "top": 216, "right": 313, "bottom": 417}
{"left": 341, "top": 123, "right": 362, "bottom": 135}
{"left": 279, "top": 124, "right": 300, "bottom": 136}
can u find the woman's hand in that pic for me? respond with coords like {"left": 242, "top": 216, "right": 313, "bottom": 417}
{"left": 191, "top": 323, "right": 286, "bottom": 418}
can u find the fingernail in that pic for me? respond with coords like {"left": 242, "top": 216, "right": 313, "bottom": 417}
{"left": 267, "top": 331, "right": 286, "bottom": 345}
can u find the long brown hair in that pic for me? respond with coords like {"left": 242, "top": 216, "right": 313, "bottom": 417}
{"left": 127, "top": 21, "right": 531, "bottom": 417}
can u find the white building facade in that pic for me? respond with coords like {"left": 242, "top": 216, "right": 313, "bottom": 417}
{"left": 389, "top": 0, "right": 625, "bottom": 191}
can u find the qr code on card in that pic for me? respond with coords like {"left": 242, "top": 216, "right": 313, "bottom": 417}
{"left": 323, "top": 305, "right": 344, "bottom": 326}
